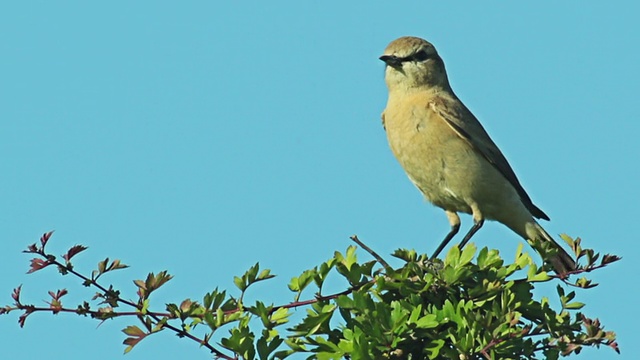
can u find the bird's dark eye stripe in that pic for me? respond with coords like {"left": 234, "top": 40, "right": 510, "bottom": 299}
{"left": 397, "top": 50, "right": 430, "bottom": 63}
{"left": 412, "top": 50, "right": 429, "bottom": 61}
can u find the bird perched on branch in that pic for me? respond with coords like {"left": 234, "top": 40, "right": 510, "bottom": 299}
{"left": 379, "top": 36, "right": 575, "bottom": 273}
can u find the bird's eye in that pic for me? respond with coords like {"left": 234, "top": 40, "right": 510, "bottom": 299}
{"left": 412, "top": 50, "right": 430, "bottom": 62}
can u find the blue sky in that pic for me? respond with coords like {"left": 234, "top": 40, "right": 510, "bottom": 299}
{"left": 1, "top": 2, "right": 636, "bottom": 359}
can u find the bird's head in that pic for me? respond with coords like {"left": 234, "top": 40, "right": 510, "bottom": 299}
{"left": 380, "top": 36, "right": 451, "bottom": 92}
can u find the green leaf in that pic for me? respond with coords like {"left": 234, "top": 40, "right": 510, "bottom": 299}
{"left": 459, "top": 243, "right": 476, "bottom": 266}
{"left": 527, "top": 271, "right": 550, "bottom": 282}
{"left": 444, "top": 245, "right": 461, "bottom": 267}
{"left": 233, "top": 276, "right": 246, "bottom": 291}
{"left": 139, "top": 299, "right": 149, "bottom": 314}
{"left": 122, "top": 326, "right": 147, "bottom": 354}
{"left": 270, "top": 307, "right": 290, "bottom": 325}
{"left": 415, "top": 314, "right": 439, "bottom": 329}
{"left": 122, "top": 325, "right": 145, "bottom": 337}
{"left": 335, "top": 295, "right": 355, "bottom": 309}
{"left": 564, "top": 301, "right": 585, "bottom": 310}
{"left": 425, "top": 339, "right": 446, "bottom": 358}
{"left": 258, "top": 268, "right": 274, "bottom": 281}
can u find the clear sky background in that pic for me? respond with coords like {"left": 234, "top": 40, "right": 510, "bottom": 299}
{"left": 1, "top": 2, "right": 636, "bottom": 359}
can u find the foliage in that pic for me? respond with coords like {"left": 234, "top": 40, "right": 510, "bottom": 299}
{"left": 1, "top": 231, "right": 620, "bottom": 359}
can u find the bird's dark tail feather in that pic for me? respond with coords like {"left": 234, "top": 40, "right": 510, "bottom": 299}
{"left": 532, "top": 222, "right": 576, "bottom": 274}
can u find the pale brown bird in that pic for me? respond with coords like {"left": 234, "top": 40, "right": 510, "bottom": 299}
{"left": 379, "top": 36, "right": 575, "bottom": 273}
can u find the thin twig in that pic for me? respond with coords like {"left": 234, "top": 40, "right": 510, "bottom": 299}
{"left": 349, "top": 235, "right": 392, "bottom": 271}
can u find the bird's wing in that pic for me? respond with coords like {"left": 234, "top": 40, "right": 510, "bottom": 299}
{"left": 428, "top": 96, "right": 549, "bottom": 220}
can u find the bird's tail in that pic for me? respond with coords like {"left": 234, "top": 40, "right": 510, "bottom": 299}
{"left": 529, "top": 222, "right": 576, "bottom": 274}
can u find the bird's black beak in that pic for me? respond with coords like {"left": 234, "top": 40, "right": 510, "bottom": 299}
{"left": 379, "top": 55, "right": 402, "bottom": 67}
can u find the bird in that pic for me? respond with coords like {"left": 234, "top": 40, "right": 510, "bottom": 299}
{"left": 379, "top": 36, "right": 575, "bottom": 273}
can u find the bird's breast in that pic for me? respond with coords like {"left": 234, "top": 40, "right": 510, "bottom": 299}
{"left": 383, "top": 95, "right": 473, "bottom": 212}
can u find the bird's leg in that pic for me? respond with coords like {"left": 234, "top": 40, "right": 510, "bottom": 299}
{"left": 458, "top": 207, "right": 485, "bottom": 250}
{"left": 430, "top": 211, "right": 460, "bottom": 260}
